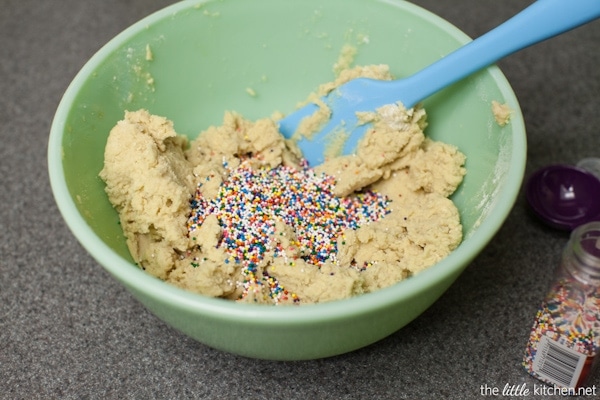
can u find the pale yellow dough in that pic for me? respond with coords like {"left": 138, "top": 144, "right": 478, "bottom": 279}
{"left": 492, "top": 100, "right": 513, "bottom": 126}
{"left": 99, "top": 65, "right": 466, "bottom": 305}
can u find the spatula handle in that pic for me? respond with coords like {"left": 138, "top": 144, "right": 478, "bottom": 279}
{"left": 399, "top": 0, "right": 600, "bottom": 107}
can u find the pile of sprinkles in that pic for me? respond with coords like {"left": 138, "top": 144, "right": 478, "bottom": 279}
{"left": 187, "top": 159, "right": 390, "bottom": 303}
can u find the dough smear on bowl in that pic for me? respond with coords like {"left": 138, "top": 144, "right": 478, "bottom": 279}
{"left": 99, "top": 65, "right": 466, "bottom": 305}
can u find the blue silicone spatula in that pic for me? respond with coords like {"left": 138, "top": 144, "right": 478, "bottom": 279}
{"left": 278, "top": 0, "right": 600, "bottom": 166}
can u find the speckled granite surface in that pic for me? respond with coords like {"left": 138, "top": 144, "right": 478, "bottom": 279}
{"left": 2, "top": 1, "right": 599, "bottom": 399}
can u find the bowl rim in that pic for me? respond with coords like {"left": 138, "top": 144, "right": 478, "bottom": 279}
{"left": 47, "top": 0, "right": 527, "bottom": 324}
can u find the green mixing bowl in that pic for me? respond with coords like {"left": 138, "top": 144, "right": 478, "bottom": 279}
{"left": 48, "top": 0, "right": 526, "bottom": 360}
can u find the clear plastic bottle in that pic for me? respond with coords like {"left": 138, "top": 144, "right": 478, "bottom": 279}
{"left": 523, "top": 221, "right": 600, "bottom": 389}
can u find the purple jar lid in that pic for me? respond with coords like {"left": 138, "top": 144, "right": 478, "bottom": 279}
{"left": 526, "top": 165, "right": 600, "bottom": 231}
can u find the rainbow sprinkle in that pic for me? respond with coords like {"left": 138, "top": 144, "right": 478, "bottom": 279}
{"left": 187, "top": 159, "right": 390, "bottom": 303}
{"left": 523, "top": 278, "right": 600, "bottom": 387}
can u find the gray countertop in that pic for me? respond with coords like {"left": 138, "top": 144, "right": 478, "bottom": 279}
{"left": 2, "top": 1, "right": 599, "bottom": 399}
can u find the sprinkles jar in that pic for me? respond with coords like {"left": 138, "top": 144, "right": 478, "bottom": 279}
{"left": 524, "top": 221, "right": 600, "bottom": 389}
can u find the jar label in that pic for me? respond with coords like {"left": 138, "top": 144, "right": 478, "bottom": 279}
{"left": 530, "top": 334, "right": 590, "bottom": 388}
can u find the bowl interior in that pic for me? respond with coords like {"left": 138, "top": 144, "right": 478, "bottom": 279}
{"left": 49, "top": 0, "right": 526, "bottom": 358}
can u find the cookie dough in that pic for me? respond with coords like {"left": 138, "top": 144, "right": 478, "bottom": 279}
{"left": 99, "top": 66, "right": 466, "bottom": 305}
{"left": 492, "top": 100, "right": 513, "bottom": 126}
